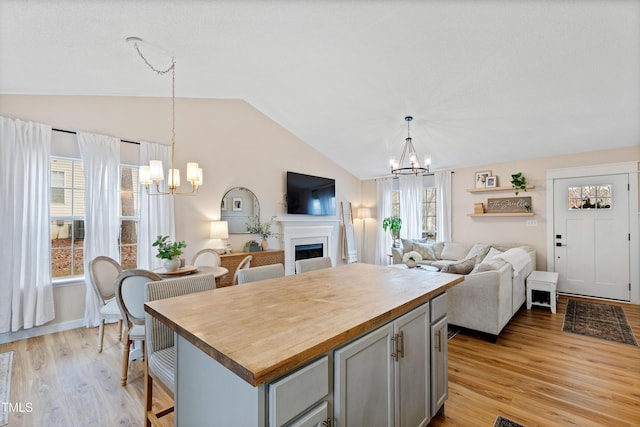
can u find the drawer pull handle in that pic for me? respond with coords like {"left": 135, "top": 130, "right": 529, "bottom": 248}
{"left": 322, "top": 417, "right": 332, "bottom": 426}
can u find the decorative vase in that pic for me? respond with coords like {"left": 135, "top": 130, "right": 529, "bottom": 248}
{"left": 406, "top": 259, "right": 417, "bottom": 268}
{"left": 261, "top": 239, "right": 268, "bottom": 251}
{"left": 163, "top": 256, "right": 180, "bottom": 272}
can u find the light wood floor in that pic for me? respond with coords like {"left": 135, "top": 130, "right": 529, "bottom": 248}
{"left": 1, "top": 295, "right": 638, "bottom": 426}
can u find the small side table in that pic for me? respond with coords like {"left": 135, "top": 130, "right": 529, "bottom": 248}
{"left": 526, "top": 270, "right": 559, "bottom": 313}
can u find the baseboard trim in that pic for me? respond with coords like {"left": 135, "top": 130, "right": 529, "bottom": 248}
{"left": 0, "top": 319, "right": 84, "bottom": 344}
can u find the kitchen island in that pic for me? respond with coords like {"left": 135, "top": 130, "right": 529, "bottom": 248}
{"left": 145, "top": 263, "right": 463, "bottom": 426}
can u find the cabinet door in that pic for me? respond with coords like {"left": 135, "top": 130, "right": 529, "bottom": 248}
{"left": 334, "top": 323, "right": 394, "bottom": 427}
{"left": 395, "top": 304, "right": 430, "bottom": 427}
{"left": 430, "top": 316, "right": 448, "bottom": 414}
{"left": 289, "top": 401, "right": 330, "bottom": 427}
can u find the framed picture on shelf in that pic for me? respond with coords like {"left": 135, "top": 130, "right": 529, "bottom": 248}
{"left": 486, "top": 176, "right": 497, "bottom": 188}
{"left": 232, "top": 197, "right": 243, "bottom": 211}
{"left": 475, "top": 170, "right": 492, "bottom": 188}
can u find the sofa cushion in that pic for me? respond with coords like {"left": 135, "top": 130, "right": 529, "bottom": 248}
{"left": 440, "top": 258, "right": 476, "bottom": 275}
{"left": 412, "top": 241, "right": 437, "bottom": 261}
{"left": 440, "top": 242, "right": 472, "bottom": 261}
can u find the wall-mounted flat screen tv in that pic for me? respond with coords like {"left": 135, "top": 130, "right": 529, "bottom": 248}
{"left": 286, "top": 171, "right": 336, "bottom": 216}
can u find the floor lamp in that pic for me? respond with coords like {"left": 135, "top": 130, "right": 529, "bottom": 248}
{"left": 357, "top": 207, "right": 373, "bottom": 263}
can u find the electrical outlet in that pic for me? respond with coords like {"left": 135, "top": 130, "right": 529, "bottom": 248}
{"left": 526, "top": 220, "right": 538, "bottom": 227}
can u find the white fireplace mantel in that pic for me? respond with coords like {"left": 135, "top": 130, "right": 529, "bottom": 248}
{"left": 276, "top": 216, "right": 340, "bottom": 275}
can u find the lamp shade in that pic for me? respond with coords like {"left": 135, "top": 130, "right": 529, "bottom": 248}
{"left": 210, "top": 221, "right": 229, "bottom": 239}
{"left": 357, "top": 207, "right": 372, "bottom": 219}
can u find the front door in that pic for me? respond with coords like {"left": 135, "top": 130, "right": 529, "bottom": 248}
{"left": 553, "top": 174, "right": 630, "bottom": 301}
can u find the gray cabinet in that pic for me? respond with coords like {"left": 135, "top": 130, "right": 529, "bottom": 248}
{"left": 269, "top": 356, "right": 330, "bottom": 427}
{"left": 334, "top": 304, "right": 430, "bottom": 427}
{"left": 430, "top": 293, "right": 448, "bottom": 415}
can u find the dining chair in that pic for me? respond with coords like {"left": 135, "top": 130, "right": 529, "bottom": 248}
{"left": 236, "top": 263, "right": 285, "bottom": 284}
{"left": 191, "top": 248, "right": 221, "bottom": 267}
{"left": 115, "top": 269, "right": 162, "bottom": 386}
{"left": 88, "top": 255, "right": 123, "bottom": 353}
{"left": 231, "top": 255, "right": 253, "bottom": 285}
{"left": 144, "top": 273, "right": 217, "bottom": 427}
{"left": 295, "top": 256, "right": 332, "bottom": 274}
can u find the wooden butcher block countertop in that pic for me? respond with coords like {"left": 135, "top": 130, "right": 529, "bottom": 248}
{"left": 144, "top": 263, "right": 463, "bottom": 387}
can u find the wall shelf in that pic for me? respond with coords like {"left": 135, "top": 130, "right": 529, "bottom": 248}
{"left": 467, "top": 212, "right": 535, "bottom": 217}
{"left": 466, "top": 185, "right": 535, "bottom": 193}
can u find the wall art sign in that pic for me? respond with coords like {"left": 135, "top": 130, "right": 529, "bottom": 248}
{"left": 486, "top": 197, "right": 532, "bottom": 213}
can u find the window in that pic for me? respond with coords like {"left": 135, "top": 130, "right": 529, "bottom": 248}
{"left": 119, "top": 165, "right": 140, "bottom": 270}
{"left": 422, "top": 187, "right": 437, "bottom": 240}
{"left": 568, "top": 184, "right": 612, "bottom": 210}
{"left": 49, "top": 157, "right": 141, "bottom": 279}
{"left": 51, "top": 170, "right": 65, "bottom": 203}
{"left": 391, "top": 186, "right": 437, "bottom": 240}
{"left": 50, "top": 157, "right": 85, "bottom": 278}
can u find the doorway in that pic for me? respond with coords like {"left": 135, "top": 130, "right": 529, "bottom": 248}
{"left": 552, "top": 174, "right": 630, "bottom": 300}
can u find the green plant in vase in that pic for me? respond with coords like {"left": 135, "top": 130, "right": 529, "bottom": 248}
{"left": 246, "top": 216, "right": 278, "bottom": 250}
{"left": 153, "top": 235, "right": 187, "bottom": 272}
{"left": 382, "top": 216, "right": 402, "bottom": 248}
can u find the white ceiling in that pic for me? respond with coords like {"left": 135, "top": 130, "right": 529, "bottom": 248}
{"left": 1, "top": 0, "right": 638, "bottom": 179}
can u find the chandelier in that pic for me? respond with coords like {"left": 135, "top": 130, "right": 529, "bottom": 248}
{"left": 389, "top": 116, "right": 431, "bottom": 176}
{"left": 127, "top": 36, "right": 203, "bottom": 196}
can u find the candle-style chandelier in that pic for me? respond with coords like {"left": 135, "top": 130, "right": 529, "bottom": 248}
{"left": 127, "top": 36, "right": 203, "bottom": 196}
{"left": 389, "top": 116, "right": 431, "bottom": 176}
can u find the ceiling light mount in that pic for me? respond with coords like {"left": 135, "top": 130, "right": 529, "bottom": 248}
{"left": 389, "top": 116, "right": 431, "bottom": 176}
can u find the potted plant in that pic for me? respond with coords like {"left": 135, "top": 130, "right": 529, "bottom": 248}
{"left": 382, "top": 216, "right": 402, "bottom": 248}
{"left": 246, "top": 216, "right": 278, "bottom": 250}
{"left": 510, "top": 172, "right": 528, "bottom": 196}
{"left": 153, "top": 235, "right": 187, "bottom": 272}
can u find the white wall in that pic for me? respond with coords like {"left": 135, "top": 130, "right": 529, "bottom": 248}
{"left": 0, "top": 94, "right": 362, "bottom": 335}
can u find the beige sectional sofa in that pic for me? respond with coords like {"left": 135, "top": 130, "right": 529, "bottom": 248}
{"left": 392, "top": 240, "right": 536, "bottom": 339}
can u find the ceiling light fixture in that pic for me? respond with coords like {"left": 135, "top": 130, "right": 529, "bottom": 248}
{"left": 127, "top": 36, "right": 203, "bottom": 196}
{"left": 389, "top": 116, "right": 431, "bottom": 176}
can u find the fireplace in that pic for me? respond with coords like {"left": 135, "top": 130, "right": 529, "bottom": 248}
{"left": 295, "top": 243, "right": 324, "bottom": 261}
{"left": 276, "top": 217, "right": 339, "bottom": 275}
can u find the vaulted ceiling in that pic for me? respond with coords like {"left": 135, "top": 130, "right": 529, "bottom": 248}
{"left": 1, "top": 1, "right": 638, "bottom": 179}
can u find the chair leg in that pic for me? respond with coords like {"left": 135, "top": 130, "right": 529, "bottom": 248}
{"left": 145, "top": 356, "right": 153, "bottom": 427}
{"left": 98, "top": 320, "right": 105, "bottom": 353}
{"left": 121, "top": 335, "right": 131, "bottom": 386}
{"left": 118, "top": 320, "right": 123, "bottom": 341}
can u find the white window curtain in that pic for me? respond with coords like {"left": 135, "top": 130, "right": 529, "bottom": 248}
{"left": 435, "top": 170, "right": 452, "bottom": 242}
{"left": 398, "top": 175, "right": 423, "bottom": 239}
{"left": 78, "top": 132, "right": 121, "bottom": 328}
{"left": 0, "top": 116, "right": 55, "bottom": 333}
{"left": 138, "top": 141, "right": 175, "bottom": 270}
{"left": 375, "top": 178, "right": 394, "bottom": 265}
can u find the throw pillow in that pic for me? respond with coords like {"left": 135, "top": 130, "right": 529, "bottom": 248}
{"left": 401, "top": 238, "right": 428, "bottom": 254}
{"left": 465, "top": 243, "right": 490, "bottom": 261}
{"left": 481, "top": 247, "right": 503, "bottom": 263}
{"left": 412, "top": 241, "right": 436, "bottom": 261}
{"left": 440, "top": 258, "right": 476, "bottom": 275}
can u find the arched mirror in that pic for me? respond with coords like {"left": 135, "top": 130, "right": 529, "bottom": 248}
{"left": 220, "top": 187, "right": 260, "bottom": 234}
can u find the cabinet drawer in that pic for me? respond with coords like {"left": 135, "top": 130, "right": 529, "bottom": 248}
{"left": 430, "top": 292, "right": 448, "bottom": 322}
{"left": 289, "top": 401, "right": 330, "bottom": 427}
{"left": 269, "top": 355, "right": 329, "bottom": 427}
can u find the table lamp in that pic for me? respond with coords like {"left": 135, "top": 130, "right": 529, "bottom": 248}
{"left": 210, "top": 220, "right": 230, "bottom": 254}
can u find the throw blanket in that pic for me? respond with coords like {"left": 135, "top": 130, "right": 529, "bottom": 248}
{"left": 495, "top": 247, "right": 530, "bottom": 276}
{"left": 342, "top": 223, "right": 358, "bottom": 264}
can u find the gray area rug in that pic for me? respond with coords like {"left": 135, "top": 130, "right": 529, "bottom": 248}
{"left": 563, "top": 299, "right": 638, "bottom": 346}
{"left": 0, "top": 351, "right": 13, "bottom": 426}
{"left": 494, "top": 415, "right": 526, "bottom": 427}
